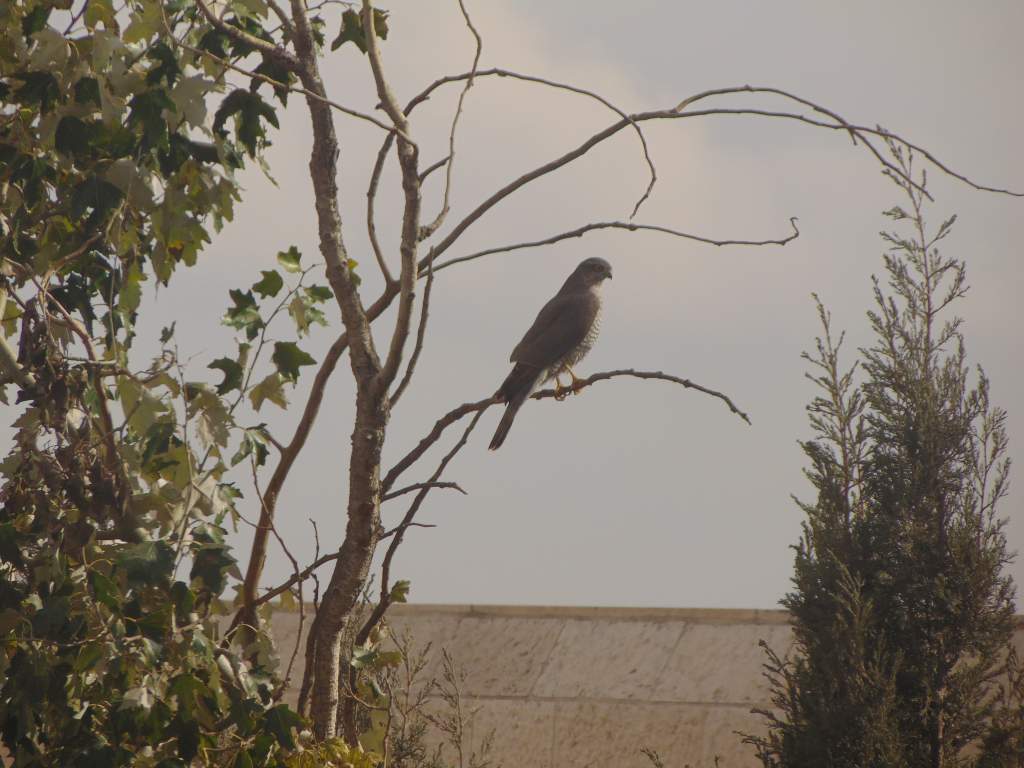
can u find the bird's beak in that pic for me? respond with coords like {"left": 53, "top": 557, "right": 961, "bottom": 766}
{"left": 607, "top": 270, "right": 613, "bottom": 280}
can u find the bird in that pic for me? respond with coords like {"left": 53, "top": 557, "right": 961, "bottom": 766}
{"left": 488, "top": 257, "right": 613, "bottom": 450}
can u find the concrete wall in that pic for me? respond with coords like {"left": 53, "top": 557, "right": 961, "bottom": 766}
{"left": 270, "top": 605, "right": 1024, "bottom": 767}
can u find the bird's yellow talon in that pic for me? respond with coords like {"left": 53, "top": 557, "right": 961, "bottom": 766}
{"left": 568, "top": 368, "right": 585, "bottom": 395}
{"left": 553, "top": 377, "right": 569, "bottom": 401}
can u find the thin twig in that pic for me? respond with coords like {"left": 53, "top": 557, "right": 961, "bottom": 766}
{"left": 250, "top": 458, "right": 305, "bottom": 695}
{"left": 419, "top": 155, "right": 451, "bottom": 184}
{"left": 382, "top": 481, "right": 466, "bottom": 502}
{"left": 364, "top": 0, "right": 423, "bottom": 392}
{"left": 417, "top": 0, "right": 482, "bottom": 242}
{"left": 432, "top": 217, "right": 800, "bottom": 273}
{"left": 383, "top": 367, "right": 750, "bottom": 494}
{"left": 366, "top": 132, "right": 397, "bottom": 284}
{"left": 389, "top": 248, "right": 435, "bottom": 407}
{"left": 357, "top": 409, "right": 486, "bottom": 646}
{"left": 404, "top": 68, "right": 659, "bottom": 219}
{"left": 169, "top": 28, "right": 394, "bottom": 133}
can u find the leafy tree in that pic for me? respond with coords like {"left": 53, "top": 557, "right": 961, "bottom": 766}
{"left": 2, "top": 1, "right": 1020, "bottom": 763}
{"left": 747, "top": 145, "right": 1017, "bottom": 767}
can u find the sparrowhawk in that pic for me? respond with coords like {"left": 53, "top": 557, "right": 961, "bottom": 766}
{"left": 488, "top": 257, "right": 613, "bottom": 450}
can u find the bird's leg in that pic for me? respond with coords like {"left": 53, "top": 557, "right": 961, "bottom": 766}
{"left": 553, "top": 374, "right": 569, "bottom": 401}
{"left": 567, "top": 367, "right": 586, "bottom": 395}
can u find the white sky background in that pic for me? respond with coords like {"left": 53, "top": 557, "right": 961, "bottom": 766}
{"left": 19, "top": 1, "right": 1024, "bottom": 609}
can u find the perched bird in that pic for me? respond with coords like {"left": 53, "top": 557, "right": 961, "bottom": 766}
{"left": 488, "top": 257, "right": 613, "bottom": 450}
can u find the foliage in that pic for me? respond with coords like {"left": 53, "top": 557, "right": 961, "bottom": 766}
{"left": 0, "top": 0, "right": 334, "bottom": 763}
{"left": 746, "top": 147, "right": 1017, "bottom": 766}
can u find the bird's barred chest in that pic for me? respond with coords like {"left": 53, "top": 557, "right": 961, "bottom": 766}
{"left": 552, "top": 299, "right": 602, "bottom": 376}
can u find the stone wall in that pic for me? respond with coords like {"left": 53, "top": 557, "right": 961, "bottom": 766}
{"left": 270, "top": 605, "right": 1024, "bottom": 766}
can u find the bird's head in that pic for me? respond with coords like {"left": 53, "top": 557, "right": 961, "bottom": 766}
{"left": 574, "top": 257, "right": 613, "bottom": 288}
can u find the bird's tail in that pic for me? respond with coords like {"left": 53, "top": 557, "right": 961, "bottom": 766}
{"left": 489, "top": 364, "right": 542, "bottom": 451}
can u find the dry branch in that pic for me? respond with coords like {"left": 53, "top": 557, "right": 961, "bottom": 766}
{"left": 432, "top": 218, "right": 800, "bottom": 273}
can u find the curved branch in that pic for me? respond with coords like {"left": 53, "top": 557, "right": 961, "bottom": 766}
{"left": 366, "top": 132, "right": 397, "bottom": 284}
{"left": 417, "top": 0, "right": 482, "bottom": 242}
{"left": 233, "top": 330, "right": 350, "bottom": 633}
{"left": 535, "top": 368, "right": 752, "bottom": 425}
{"left": 389, "top": 252, "right": 434, "bottom": 407}
{"left": 382, "top": 480, "right": 466, "bottom": 502}
{"left": 431, "top": 217, "right": 800, "bottom": 273}
{"left": 383, "top": 367, "right": 750, "bottom": 494}
{"left": 405, "top": 67, "right": 659, "bottom": 219}
{"left": 675, "top": 84, "right": 1024, "bottom": 199}
{"left": 358, "top": 408, "right": 486, "bottom": 646}
{"left": 364, "top": 0, "right": 423, "bottom": 393}
{"left": 416, "top": 95, "right": 1021, "bottom": 273}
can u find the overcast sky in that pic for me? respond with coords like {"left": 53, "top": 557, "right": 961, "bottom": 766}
{"left": 16, "top": 1, "right": 1024, "bottom": 609}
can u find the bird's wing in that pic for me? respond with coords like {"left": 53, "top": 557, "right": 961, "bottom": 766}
{"left": 509, "top": 293, "right": 595, "bottom": 368}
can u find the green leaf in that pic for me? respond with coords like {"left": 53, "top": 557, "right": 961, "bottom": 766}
{"left": 307, "top": 284, "right": 333, "bottom": 302}
{"left": 122, "top": 685, "right": 156, "bottom": 711}
{"left": 190, "top": 538, "right": 237, "bottom": 595}
{"left": 330, "top": 8, "right": 388, "bottom": 53}
{"left": 264, "top": 704, "right": 303, "bottom": 750}
{"left": 118, "top": 375, "right": 167, "bottom": 436}
{"left": 231, "top": 426, "right": 271, "bottom": 468}
{"left": 31, "top": 596, "right": 70, "bottom": 637}
{"left": 248, "top": 373, "right": 287, "bottom": 412}
{"left": 389, "top": 580, "right": 411, "bottom": 604}
{"left": 271, "top": 341, "right": 315, "bottom": 383}
{"left": 55, "top": 116, "right": 93, "bottom": 156}
{"left": 118, "top": 261, "right": 145, "bottom": 314}
{"left": 276, "top": 245, "right": 301, "bottom": 273}
{"left": 145, "top": 42, "right": 181, "bottom": 87}
{"left": 212, "top": 89, "right": 278, "bottom": 157}
{"left": 12, "top": 71, "right": 61, "bottom": 113}
{"left": 115, "top": 540, "right": 175, "bottom": 586}
{"left": 128, "top": 88, "right": 177, "bottom": 150}
{"left": 70, "top": 176, "right": 124, "bottom": 221}
{"left": 74, "top": 77, "right": 101, "bottom": 105}
{"left": 185, "top": 383, "right": 232, "bottom": 449}
{"left": 22, "top": 6, "right": 51, "bottom": 38}
{"left": 208, "top": 344, "right": 248, "bottom": 395}
{"left": 223, "top": 289, "right": 262, "bottom": 339}
{"left": 252, "top": 269, "right": 283, "bottom": 298}
{"left": 288, "top": 293, "right": 326, "bottom": 336}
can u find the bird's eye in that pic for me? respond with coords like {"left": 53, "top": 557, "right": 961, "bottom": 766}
{"left": 591, "top": 263, "right": 602, "bottom": 271}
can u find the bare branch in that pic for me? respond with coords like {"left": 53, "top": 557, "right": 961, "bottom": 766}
{"left": 432, "top": 217, "right": 801, "bottom": 273}
{"left": 358, "top": 409, "right": 487, "bottom": 646}
{"left": 379, "top": 521, "right": 437, "bottom": 538}
{"left": 416, "top": 96, "right": 1020, "bottom": 273}
{"left": 264, "top": 0, "right": 294, "bottom": 34}
{"left": 419, "top": 155, "right": 451, "bottom": 183}
{"left": 675, "top": 85, "right": 1024, "bottom": 199}
{"left": 404, "top": 68, "right": 659, "bottom": 219}
{"left": 383, "top": 395, "right": 499, "bottom": 494}
{"left": 366, "top": 132, "right": 397, "bottom": 284}
{"left": 384, "top": 367, "right": 750, "bottom": 494}
{"left": 417, "top": 0, "right": 482, "bottom": 242}
{"left": 249, "top": 459, "right": 305, "bottom": 695}
{"left": 389, "top": 253, "right": 435, "bottom": 407}
{"left": 534, "top": 368, "right": 752, "bottom": 425}
{"left": 363, "top": 0, "right": 423, "bottom": 392}
{"left": 382, "top": 480, "right": 466, "bottom": 502}
{"left": 254, "top": 550, "right": 343, "bottom": 609}
{"left": 234, "top": 331, "right": 350, "bottom": 629}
